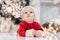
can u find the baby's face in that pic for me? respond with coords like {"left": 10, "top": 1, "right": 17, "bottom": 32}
{"left": 22, "top": 7, "right": 35, "bottom": 22}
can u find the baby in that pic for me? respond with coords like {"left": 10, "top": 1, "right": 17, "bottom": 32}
{"left": 17, "top": 6, "right": 43, "bottom": 37}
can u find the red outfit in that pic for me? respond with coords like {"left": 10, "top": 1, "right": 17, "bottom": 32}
{"left": 17, "top": 21, "right": 43, "bottom": 37}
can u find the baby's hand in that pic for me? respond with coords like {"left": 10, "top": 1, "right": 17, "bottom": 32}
{"left": 26, "top": 29, "right": 37, "bottom": 37}
{"left": 35, "top": 31, "right": 42, "bottom": 37}
{"left": 32, "top": 30, "right": 43, "bottom": 37}
{"left": 34, "top": 30, "right": 45, "bottom": 37}
{"left": 32, "top": 29, "right": 36, "bottom": 36}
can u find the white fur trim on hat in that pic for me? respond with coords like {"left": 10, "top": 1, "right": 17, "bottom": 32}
{"left": 21, "top": 6, "right": 35, "bottom": 15}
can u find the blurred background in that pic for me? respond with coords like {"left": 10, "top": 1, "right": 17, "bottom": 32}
{"left": 0, "top": 0, "right": 60, "bottom": 40}
{"left": 0, "top": 0, "right": 40, "bottom": 33}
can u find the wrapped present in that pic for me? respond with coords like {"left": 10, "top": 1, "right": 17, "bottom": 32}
{"left": 0, "top": 16, "right": 12, "bottom": 33}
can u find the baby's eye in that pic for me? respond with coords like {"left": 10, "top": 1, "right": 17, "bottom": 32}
{"left": 25, "top": 12, "right": 27, "bottom": 14}
{"left": 30, "top": 12, "right": 32, "bottom": 13}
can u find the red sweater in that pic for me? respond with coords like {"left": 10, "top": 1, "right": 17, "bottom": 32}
{"left": 17, "top": 21, "right": 43, "bottom": 37}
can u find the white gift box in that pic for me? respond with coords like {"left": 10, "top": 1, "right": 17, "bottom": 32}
{"left": 0, "top": 17, "right": 12, "bottom": 33}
